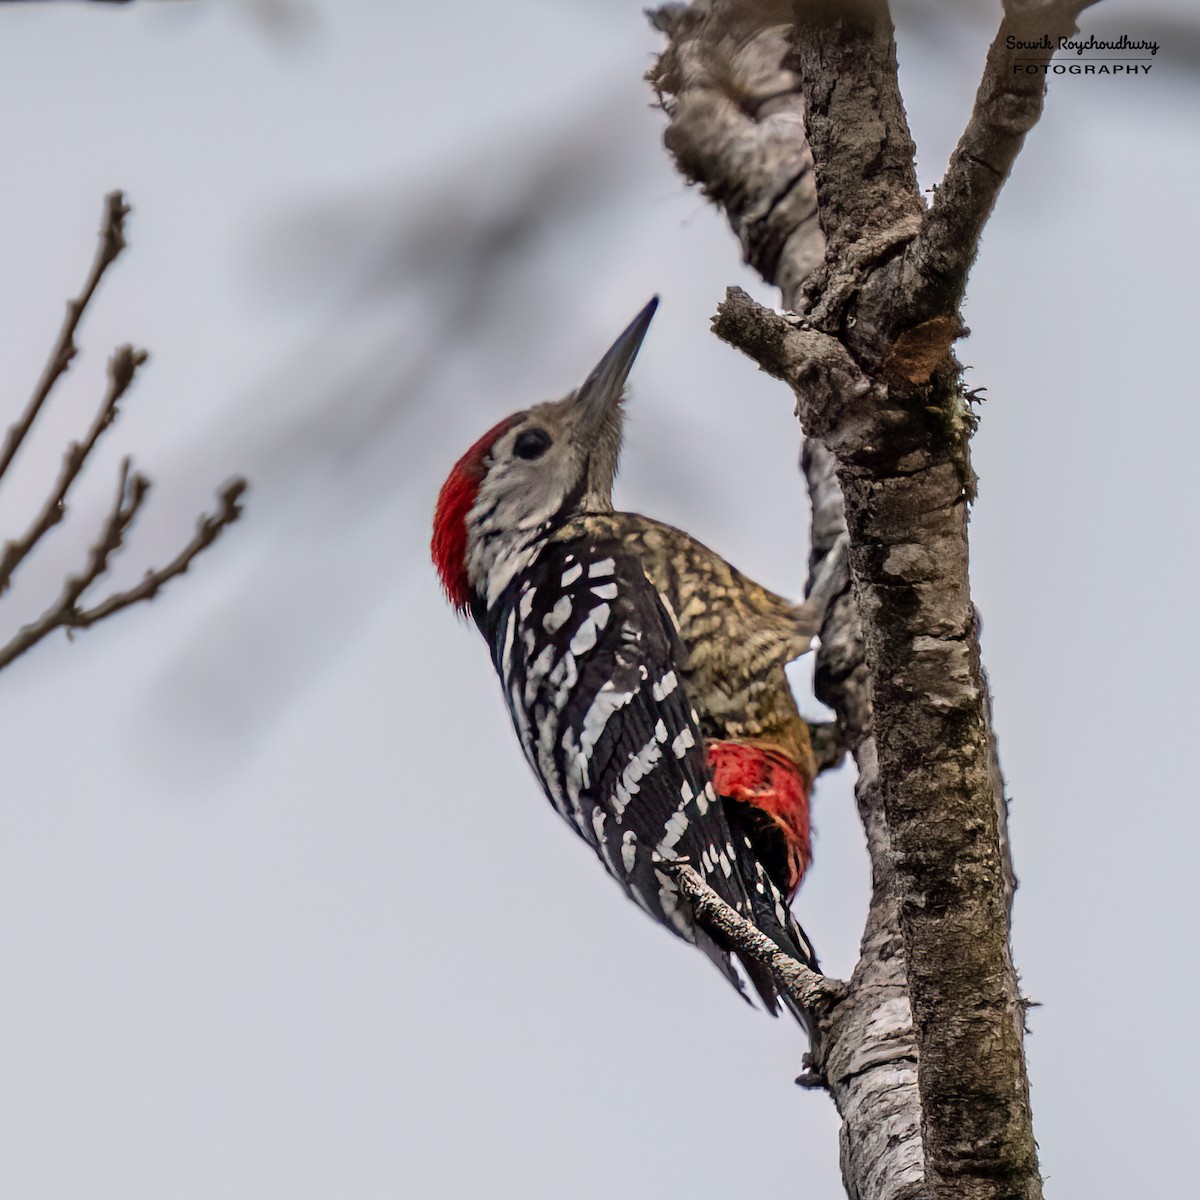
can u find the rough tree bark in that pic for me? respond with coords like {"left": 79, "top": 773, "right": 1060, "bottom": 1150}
{"left": 650, "top": 3, "right": 1098, "bottom": 1199}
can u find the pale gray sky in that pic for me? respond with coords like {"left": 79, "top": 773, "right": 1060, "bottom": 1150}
{"left": 0, "top": 1, "right": 1195, "bottom": 1197}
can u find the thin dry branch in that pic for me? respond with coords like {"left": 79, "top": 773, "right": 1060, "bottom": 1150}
{"left": 0, "top": 471, "right": 244, "bottom": 672}
{"left": 0, "top": 344, "right": 146, "bottom": 595}
{"left": 664, "top": 861, "right": 846, "bottom": 1016}
{"left": 0, "top": 191, "right": 128, "bottom": 485}
{"left": 72, "top": 477, "right": 246, "bottom": 628}
{"left": 0, "top": 458, "right": 149, "bottom": 670}
{"left": 0, "top": 191, "right": 248, "bottom": 675}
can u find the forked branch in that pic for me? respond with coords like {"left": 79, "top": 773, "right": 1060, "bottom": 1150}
{"left": 652, "top": 3, "right": 1105, "bottom": 1199}
{"left": 0, "top": 192, "right": 247, "bottom": 675}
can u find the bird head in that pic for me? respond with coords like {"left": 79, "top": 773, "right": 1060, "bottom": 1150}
{"left": 432, "top": 297, "right": 657, "bottom": 613}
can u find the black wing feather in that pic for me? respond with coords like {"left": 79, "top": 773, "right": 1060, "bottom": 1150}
{"left": 485, "top": 531, "right": 816, "bottom": 1012}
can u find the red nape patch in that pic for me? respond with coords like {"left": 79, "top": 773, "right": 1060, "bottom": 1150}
{"left": 431, "top": 415, "right": 519, "bottom": 613}
{"left": 707, "top": 741, "right": 812, "bottom": 898}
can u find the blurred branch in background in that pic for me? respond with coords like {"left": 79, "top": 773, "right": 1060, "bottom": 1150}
{"left": 135, "top": 0, "right": 1200, "bottom": 761}
{"left": 242, "top": 92, "right": 651, "bottom": 475}
{"left": 0, "top": 0, "right": 320, "bottom": 43}
{"left": 0, "top": 192, "right": 247, "bottom": 674}
{"left": 142, "top": 91, "right": 663, "bottom": 755}
{"left": 0, "top": 0, "right": 182, "bottom": 5}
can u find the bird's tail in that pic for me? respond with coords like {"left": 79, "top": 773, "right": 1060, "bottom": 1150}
{"left": 721, "top": 806, "right": 819, "bottom": 1027}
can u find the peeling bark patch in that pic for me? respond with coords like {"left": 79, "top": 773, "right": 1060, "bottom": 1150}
{"left": 885, "top": 316, "right": 965, "bottom": 384}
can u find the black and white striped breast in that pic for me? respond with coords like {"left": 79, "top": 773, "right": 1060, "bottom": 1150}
{"left": 479, "top": 533, "right": 757, "bottom": 943}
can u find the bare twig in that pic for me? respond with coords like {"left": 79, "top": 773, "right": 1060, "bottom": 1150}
{"left": 72, "top": 477, "right": 246, "bottom": 627}
{"left": 665, "top": 861, "right": 846, "bottom": 1016}
{"left": 0, "top": 192, "right": 128, "bottom": 485}
{"left": 0, "top": 190, "right": 249, "bottom": 675}
{"left": 0, "top": 458, "right": 149, "bottom": 669}
{"left": 0, "top": 471, "right": 244, "bottom": 672}
{"left": 0, "top": 344, "right": 146, "bottom": 595}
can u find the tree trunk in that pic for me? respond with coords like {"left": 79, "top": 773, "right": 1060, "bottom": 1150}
{"left": 650, "top": 2, "right": 1097, "bottom": 1196}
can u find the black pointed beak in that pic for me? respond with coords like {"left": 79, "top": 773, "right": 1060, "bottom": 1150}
{"left": 573, "top": 296, "right": 658, "bottom": 435}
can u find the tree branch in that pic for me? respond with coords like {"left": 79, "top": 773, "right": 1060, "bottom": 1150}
{"left": 0, "top": 191, "right": 127, "bottom": 485}
{"left": 0, "top": 191, "right": 249, "bottom": 675}
{"left": 902, "top": 0, "right": 1102, "bottom": 324}
{"left": 0, "top": 344, "right": 146, "bottom": 595}
{"left": 0, "top": 457, "right": 149, "bottom": 669}
{"left": 664, "top": 860, "right": 845, "bottom": 1017}
{"left": 0, "top": 469, "right": 244, "bottom": 672}
{"left": 72, "top": 477, "right": 246, "bottom": 628}
{"left": 789, "top": 0, "right": 922, "bottom": 262}
{"left": 648, "top": 0, "right": 823, "bottom": 300}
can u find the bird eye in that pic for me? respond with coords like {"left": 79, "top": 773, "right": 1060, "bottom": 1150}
{"left": 513, "top": 428, "right": 552, "bottom": 460}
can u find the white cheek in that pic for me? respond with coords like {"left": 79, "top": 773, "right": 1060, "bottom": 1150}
{"left": 464, "top": 446, "right": 582, "bottom": 602}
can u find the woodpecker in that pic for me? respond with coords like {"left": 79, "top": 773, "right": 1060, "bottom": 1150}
{"left": 431, "top": 298, "right": 833, "bottom": 1015}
